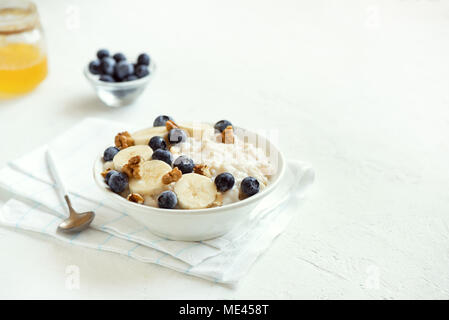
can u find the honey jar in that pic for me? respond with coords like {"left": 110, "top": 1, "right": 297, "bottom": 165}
{"left": 0, "top": 0, "right": 47, "bottom": 97}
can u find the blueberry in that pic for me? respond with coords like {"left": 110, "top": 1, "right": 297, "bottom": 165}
{"left": 112, "top": 52, "right": 126, "bottom": 63}
{"left": 173, "top": 156, "right": 194, "bottom": 174}
{"left": 215, "top": 173, "right": 235, "bottom": 192}
{"left": 214, "top": 120, "right": 233, "bottom": 132}
{"left": 99, "top": 75, "right": 115, "bottom": 82}
{"left": 97, "top": 49, "right": 110, "bottom": 60}
{"left": 240, "top": 177, "right": 260, "bottom": 197}
{"left": 100, "top": 57, "right": 116, "bottom": 75}
{"left": 149, "top": 136, "right": 167, "bottom": 151}
{"left": 158, "top": 190, "right": 177, "bottom": 209}
{"left": 114, "top": 61, "right": 134, "bottom": 80}
{"left": 153, "top": 115, "right": 174, "bottom": 127}
{"left": 152, "top": 149, "right": 173, "bottom": 166}
{"left": 135, "top": 64, "right": 149, "bottom": 78}
{"left": 103, "top": 146, "right": 120, "bottom": 161}
{"left": 124, "top": 75, "right": 138, "bottom": 82}
{"left": 108, "top": 172, "right": 129, "bottom": 193}
{"left": 88, "top": 60, "right": 101, "bottom": 75}
{"left": 105, "top": 170, "right": 119, "bottom": 184}
{"left": 137, "top": 53, "right": 150, "bottom": 66}
{"left": 168, "top": 128, "right": 187, "bottom": 144}
{"left": 113, "top": 74, "right": 123, "bottom": 82}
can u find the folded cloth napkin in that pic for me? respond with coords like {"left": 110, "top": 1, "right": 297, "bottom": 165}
{"left": 0, "top": 118, "right": 314, "bottom": 284}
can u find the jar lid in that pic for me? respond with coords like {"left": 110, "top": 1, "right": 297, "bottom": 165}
{"left": 0, "top": 0, "right": 38, "bottom": 35}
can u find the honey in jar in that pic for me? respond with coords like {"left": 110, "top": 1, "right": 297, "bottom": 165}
{"left": 0, "top": 1, "right": 47, "bottom": 98}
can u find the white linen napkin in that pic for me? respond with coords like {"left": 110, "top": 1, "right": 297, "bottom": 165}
{"left": 0, "top": 118, "right": 314, "bottom": 284}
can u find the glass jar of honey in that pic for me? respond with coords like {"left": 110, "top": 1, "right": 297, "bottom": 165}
{"left": 0, "top": 0, "right": 47, "bottom": 98}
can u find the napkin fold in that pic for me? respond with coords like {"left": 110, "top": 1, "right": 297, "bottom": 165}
{"left": 0, "top": 118, "right": 314, "bottom": 284}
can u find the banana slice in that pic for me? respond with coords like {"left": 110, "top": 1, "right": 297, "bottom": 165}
{"left": 178, "top": 122, "right": 213, "bottom": 140}
{"left": 113, "top": 145, "right": 153, "bottom": 171}
{"left": 132, "top": 126, "right": 168, "bottom": 145}
{"left": 129, "top": 160, "right": 172, "bottom": 196}
{"left": 174, "top": 173, "right": 217, "bottom": 209}
{"left": 103, "top": 161, "right": 115, "bottom": 171}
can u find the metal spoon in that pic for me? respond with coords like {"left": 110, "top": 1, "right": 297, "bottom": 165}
{"left": 46, "top": 149, "right": 95, "bottom": 233}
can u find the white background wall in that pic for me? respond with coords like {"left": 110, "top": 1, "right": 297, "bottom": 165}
{"left": 0, "top": 0, "right": 448, "bottom": 299}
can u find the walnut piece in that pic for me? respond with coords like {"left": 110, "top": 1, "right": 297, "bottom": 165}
{"left": 122, "top": 155, "right": 141, "bottom": 179}
{"left": 221, "top": 125, "right": 234, "bottom": 144}
{"left": 193, "top": 164, "right": 212, "bottom": 178}
{"left": 162, "top": 167, "right": 182, "bottom": 184}
{"left": 115, "top": 131, "right": 135, "bottom": 149}
{"left": 127, "top": 193, "right": 144, "bottom": 204}
{"left": 239, "top": 189, "right": 251, "bottom": 200}
{"left": 165, "top": 120, "right": 179, "bottom": 131}
{"left": 101, "top": 168, "right": 112, "bottom": 179}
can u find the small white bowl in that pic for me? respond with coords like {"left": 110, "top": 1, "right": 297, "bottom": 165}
{"left": 84, "top": 63, "right": 155, "bottom": 107}
{"left": 93, "top": 128, "right": 285, "bottom": 241}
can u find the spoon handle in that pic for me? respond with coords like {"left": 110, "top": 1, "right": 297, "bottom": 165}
{"left": 46, "top": 149, "right": 69, "bottom": 205}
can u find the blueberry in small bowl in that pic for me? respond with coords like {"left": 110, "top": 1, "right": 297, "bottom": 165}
{"left": 113, "top": 52, "right": 126, "bottom": 63}
{"left": 84, "top": 50, "right": 155, "bottom": 107}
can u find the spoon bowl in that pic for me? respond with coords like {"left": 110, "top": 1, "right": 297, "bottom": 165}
{"left": 58, "top": 208, "right": 95, "bottom": 233}
{"left": 46, "top": 150, "right": 95, "bottom": 233}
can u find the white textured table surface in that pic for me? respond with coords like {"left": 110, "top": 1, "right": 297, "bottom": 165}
{"left": 1, "top": 0, "right": 448, "bottom": 299}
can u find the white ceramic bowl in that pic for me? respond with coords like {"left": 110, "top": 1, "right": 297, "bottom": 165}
{"left": 93, "top": 127, "right": 285, "bottom": 241}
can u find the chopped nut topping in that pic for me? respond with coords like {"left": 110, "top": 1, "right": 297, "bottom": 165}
{"left": 221, "top": 125, "right": 234, "bottom": 144}
{"left": 165, "top": 120, "right": 179, "bottom": 131}
{"left": 127, "top": 193, "right": 144, "bottom": 204}
{"left": 239, "top": 188, "right": 253, "bottom": 200}
{"left": 162, "top": 167, "right": 182, "bottom": 184}
{"left": 193, "top": 164, "right": 212, "bottom": 178}
{"left": 101, "top": 168, "right": 112, "bottom": 178}
{"left": 115, "top": 131, "right": 135, "bottom": 149}
{"left": 122, "top": 155, "right": 141, "bottom": 179}
{"left": 208, "top": 192, "right": 223, "bottom": 208}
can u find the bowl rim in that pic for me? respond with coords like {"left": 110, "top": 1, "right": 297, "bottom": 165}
{"left": 83, "top": 63, "right": 155, "bottom": 88}
{"left": 93, "top": 125, "right": 286, "bottom": 216}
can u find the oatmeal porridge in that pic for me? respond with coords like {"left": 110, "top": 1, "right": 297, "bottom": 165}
{"left": 100, "top": 116, "right": 275, "bottom": 210}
